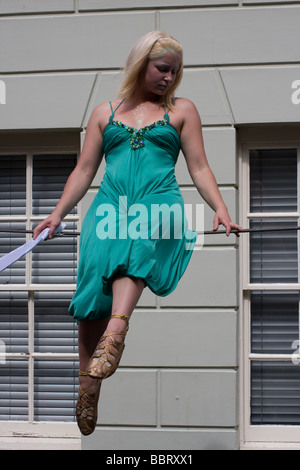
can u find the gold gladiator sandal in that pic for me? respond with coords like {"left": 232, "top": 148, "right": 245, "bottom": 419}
{"left": 86, "top": 314, "right": 129, "bottom": 380}
{"left": 76, "top": 370, "right": 102, "bottom": 436}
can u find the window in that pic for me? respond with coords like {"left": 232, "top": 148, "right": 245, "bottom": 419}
{"left": 0, "top": 138, "right": 80, "bottom": 443}
{"left": 240, "top": 136, "right": 300, "bottom": 447}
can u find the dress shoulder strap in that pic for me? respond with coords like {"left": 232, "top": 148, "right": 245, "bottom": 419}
{"left": 109, "top": 98, "right": 125, "bottom": 122}
{"left": 163, "top": 105, "right": 170, "bottom": 122}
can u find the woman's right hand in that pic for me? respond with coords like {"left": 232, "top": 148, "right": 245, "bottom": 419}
{"left": 33, "top": 212, "right": 62, "bottom": 240}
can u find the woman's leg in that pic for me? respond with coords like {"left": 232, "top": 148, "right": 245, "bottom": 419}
{"left": 78, "top": 318, "right": 109, "bottom": 390}
{"left": 108, "top": 275, "right": 145, "bottom": 339}
{"left": 76, "top": 319, "right": 111, "bottom": 435}
{"left": 86, "top": 275, "right": 145, "bottom": 379}
{"left": 78, "top": 275, "right": 144, "bottom": 385}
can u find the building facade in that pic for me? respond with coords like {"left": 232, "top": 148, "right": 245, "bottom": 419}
{"left": 0, "top": 0, "right": 299, "bottom": 450}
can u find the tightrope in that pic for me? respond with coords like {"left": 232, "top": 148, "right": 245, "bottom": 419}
{"left": 0, "top": 229, "right": 80, "bottom": 237}
{"left": 0, "top": 226, "right": 300, "bottom": 237}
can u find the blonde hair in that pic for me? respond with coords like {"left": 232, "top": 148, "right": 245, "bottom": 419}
{"left": 118, "top": 31, "right": 183, "bottom": 110}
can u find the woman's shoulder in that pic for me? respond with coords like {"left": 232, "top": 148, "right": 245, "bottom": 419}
{"left": 171, "top": 98, "right": 201, "bottom": 128}
{"left": 173, "top": 97, "right": 199, "bottom": 114}
{"left": 92, "top": 101, "right": 111, "bottom": 116}
{"left": 89, "top": 100, "right": 119, "bottom": 132}
{"left": 93, "top": 99, "right": 125, "bottom": 118}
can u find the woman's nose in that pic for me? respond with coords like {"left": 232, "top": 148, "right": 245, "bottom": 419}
{"left": 164, "top": 71, "right": 173, "bottom": 82}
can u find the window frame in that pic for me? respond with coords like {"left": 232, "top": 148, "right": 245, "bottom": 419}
{"left": 0, "top": 137, "right": 81, "bottom": 445}
{"left": 240, "top": 138, "right": 300, "bottom": 448}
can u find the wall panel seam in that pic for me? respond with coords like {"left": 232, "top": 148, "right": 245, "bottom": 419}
{"left": 81, "top": 73, "right": 101, "bottom": 128}
{"left": 2, "top": 3, "right": 299, "bottom": 20}
{"left": 2, "top": 65, "right": 299, "bottom": 77}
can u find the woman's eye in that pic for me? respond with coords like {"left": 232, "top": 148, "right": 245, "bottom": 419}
{"left": 157, "top": 65, "right": 177, "bottom": 75}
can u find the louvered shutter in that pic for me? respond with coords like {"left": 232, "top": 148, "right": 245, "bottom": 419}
{"left": 249, "top": 148, "right": 300, "bottom": 425}
{"left": 0, "top": 154, "right": 79, "bottom": 423}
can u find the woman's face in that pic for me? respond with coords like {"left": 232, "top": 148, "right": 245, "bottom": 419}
{"left": 142, "top": 50, "right": 181, "bottom": 97}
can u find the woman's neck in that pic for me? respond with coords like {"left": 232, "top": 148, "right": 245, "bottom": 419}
{"left": 127, "top": 88, "right": 163, "bottom": 108}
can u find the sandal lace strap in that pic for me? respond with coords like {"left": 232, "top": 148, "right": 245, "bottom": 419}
{"left": 90, "top": 315, "right": 129, "bottom": 365}
{"left": 77, "top": 371, "right": 101, "bottom": 413}
{"left": 79, "top": 370, "right": 88, "bottom": 377}
{"left": 96, "top": 332, "right": 126, "bottom": 360}
{"left": 111, "top": 314, "right": 129, "bottom": 327}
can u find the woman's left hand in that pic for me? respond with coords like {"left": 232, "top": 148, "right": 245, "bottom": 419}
{"left": 213, "top": 207, "right": 243, "bottom": 237}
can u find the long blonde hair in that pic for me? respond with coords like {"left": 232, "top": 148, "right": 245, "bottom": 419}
{"left": 118, "top": 31, "right": 183, "bottom": 110}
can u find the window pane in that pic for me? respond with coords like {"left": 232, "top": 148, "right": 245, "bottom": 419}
{"left": 0, "top": 223, "right": 26, "bottom": 284}
{"left": 34, "top": 293, "right": 78, "bottom": 422}
{"left": 0, "top": 150, "right": 80, "bottom": 425}
{"left": 32, "top": 154, "right": 77, "bottom": 216}
{"left": 250, "top": 219, "right": 298, "bottom": 283}
{"left": 31, "top": 221, "right": 77, "bottom": 284}
{"left": 250, "top": 149, "right": 297, "bottom": 213}
{"left": 0, "top": 360, "right": 28, "bottom": 421}
{"left": 251, "top": 361, "right": 300, "bottom": 425}
{"left": 0, "top": 291, "right": 28, "bottom": 354}
{"left": 34, "top": 291, "right": 78, "bottom": 354}
{"left": 251, "top": 291, "right": 299, "bottom": 354}
{"left": 0, "top": 156, "right": 26, "bottom": 216}
{"left": 34, "top": 360, "right": 79, "bottom": 422}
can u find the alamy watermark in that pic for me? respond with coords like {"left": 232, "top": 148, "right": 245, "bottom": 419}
{"left": 95, "top": 197, "right": 204, "bottom": 250}
{"left": 0, "top": 80, "right": 6, "bottom": 105}
{"left": 291, "top": 80, "right": 300, "bottom": 105}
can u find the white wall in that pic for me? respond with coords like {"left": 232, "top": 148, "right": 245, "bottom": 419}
{"left": 1, "top": 0, "right": 299, "bottom": 450}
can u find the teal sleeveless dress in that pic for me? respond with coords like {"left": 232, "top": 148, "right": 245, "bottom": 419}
{"left": 69, "top": 100, "right": 197, "bottom": 321}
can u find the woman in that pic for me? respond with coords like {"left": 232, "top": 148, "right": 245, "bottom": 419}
{"left": 34, "top": 31, "right": 241, "bottom": 435}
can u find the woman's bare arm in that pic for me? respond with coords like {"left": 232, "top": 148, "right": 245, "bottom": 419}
{"left": 179, "top": 99, "right": 241, "bottom": 235}
{"left": 33, "top": 105, "right": 104, "bottom": 239}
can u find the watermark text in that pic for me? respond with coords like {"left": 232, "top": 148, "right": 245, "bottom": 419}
{"left": 95, "top": 197, "right": 204, "bottom": 250}
{"left": 291, "top": 80, "right": 300, "bottom": 105}
{"left": 0, "top": 80, "right": 6, "bottom": 105}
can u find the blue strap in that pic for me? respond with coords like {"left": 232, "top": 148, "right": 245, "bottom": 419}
{"left": 109, "top": 98, "right": 125, "bottom": 122}
{"left": 163, "top": 105, "right": 170, "bottom": 122}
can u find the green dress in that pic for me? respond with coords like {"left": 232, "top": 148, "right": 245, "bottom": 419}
{"left": 69, "top": 100, "right": 197, "bottom": 321}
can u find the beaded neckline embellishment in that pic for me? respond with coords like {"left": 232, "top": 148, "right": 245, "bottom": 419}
{"left": 110, "top": 119, "right": 168, "bottom": 150}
